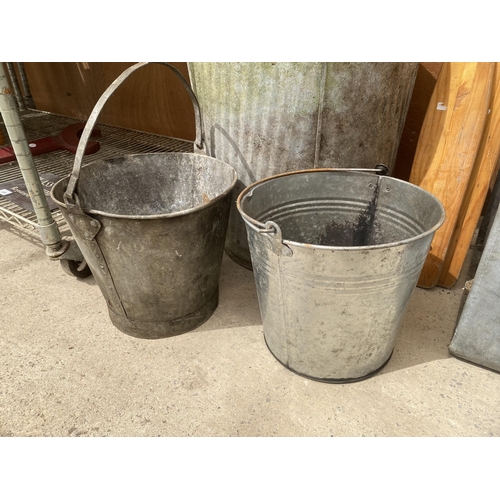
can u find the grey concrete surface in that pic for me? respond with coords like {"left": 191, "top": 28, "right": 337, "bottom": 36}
{"left": 0, "top": 219, "right": 499, "bottom": 437}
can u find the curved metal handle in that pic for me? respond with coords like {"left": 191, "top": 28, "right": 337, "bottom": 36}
{"left": 64, "top": 62, "right": 205, "bottom": 207}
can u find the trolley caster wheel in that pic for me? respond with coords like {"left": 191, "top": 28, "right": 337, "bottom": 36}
{"left": 60, "top": 259, "right": 92, "bottom": 279}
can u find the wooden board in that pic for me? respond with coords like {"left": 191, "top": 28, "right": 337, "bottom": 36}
{"left": 392, "top": 63, "right": 443, "bottom": 182}
{"left": 439, "top": 63, "right": 500, "bottom": 287}
{"left": 409, "top": 62, "right": 494, "bottom": 288}
{"left": 23, "top": 62, "right": 196, "bottom": 141}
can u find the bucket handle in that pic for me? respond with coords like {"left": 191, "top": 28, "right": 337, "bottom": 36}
{"left": 64, "top": 62, "right": 205, "bottom": 208}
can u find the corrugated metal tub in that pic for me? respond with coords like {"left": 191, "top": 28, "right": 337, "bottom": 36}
{"left": 189, "top": 62, "right": 418, "bottom": 269}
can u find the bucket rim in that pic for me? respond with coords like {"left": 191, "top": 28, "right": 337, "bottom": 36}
{"left": 236, "top": 168, "right": 446, "bottom": 251}
{"left": 51, "top": 152, "right": 238, "bottom": 220}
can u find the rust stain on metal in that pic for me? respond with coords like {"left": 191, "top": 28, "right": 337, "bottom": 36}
{"left": 202, "top": 193, "right": 211, "bottom": 204}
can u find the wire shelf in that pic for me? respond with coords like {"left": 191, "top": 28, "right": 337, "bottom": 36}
{"left": 0, "top": 110, "right": 194, "bottom": 236}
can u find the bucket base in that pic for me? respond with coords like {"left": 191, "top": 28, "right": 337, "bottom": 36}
{"left": 264, "top": 335, "right": 393, "bottom": 384}
{"left": 107, "top": 290, "right": 219, "bottom": 339}
{"left": 225, "top": 247, "right": 253, "bottom": 271}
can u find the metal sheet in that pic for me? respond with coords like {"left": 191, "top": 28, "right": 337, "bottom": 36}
{"left": 449, "top": 200, "right": 500, "bottom": 372}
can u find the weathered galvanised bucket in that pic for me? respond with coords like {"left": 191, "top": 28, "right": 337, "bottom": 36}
{"left": 51, "top": 62, "right": 237, "bottom": 339}
{"left": 189, "top": 62, "right": 419, "bottom": 269}
{"left": 237, "top": 169, "right": 445, "bottom": 382}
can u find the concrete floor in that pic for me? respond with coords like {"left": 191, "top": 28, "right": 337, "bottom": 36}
{"left": 1, "top": 219, "right": 499, "bottom": 437}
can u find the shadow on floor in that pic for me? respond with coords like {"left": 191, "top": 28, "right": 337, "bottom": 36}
{"left": 379, "top": 285, "right": 468, "bottom": 375}
{"left": 68, "top": 251, "right": 263, "bottom": 332}
{"left": 196, "top": 254, "right": 263, "bottom": 331}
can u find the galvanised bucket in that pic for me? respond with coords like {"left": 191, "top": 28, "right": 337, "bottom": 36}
{"left": 189, "top": 62, "right": 419, "bottom": 269}
{"left": 51, "top": 63, "right": 237, "bottom": 339}
{"left": 237, "top": 169, "right": 445, "bottom": 382}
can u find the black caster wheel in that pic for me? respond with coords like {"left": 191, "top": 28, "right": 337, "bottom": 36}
{"left": 60, "top": 259, "right": 92, "bottom": 279}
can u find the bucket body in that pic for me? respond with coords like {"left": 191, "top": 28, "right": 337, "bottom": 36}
{"left": 237, "top": 170, "right": 445, "bottom": 381}
{"left": 52, "top": 152, "right": 237, "bottom": 339}
{"left": 188, "top": 62, "right": 419, "bottom": 268}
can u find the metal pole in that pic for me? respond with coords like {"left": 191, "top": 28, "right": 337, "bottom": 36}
{"left": 16, "top": 63, "right": 36, "bottom": 109}
{"left": 0, "top": 61, "right": 62, "bottom": 252}
{"left": 5, "top": 62, "right": 26, "bottom": 111}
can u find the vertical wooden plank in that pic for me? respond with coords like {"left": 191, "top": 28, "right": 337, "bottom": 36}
{"left": 392, "top": 63, "right": 443, "bottom": 181}
{"left": 409, "top": 62, "right": 494, "bottom": 288}
{"left": 439, "top": 63, "right": 500, "bottom": 287}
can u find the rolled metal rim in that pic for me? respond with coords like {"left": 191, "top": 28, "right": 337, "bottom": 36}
{"left": 51, "top": 152, "right": 238, "bottom": 220}
{"left": 236, "top": 168, "right": 446, "bottom": 251}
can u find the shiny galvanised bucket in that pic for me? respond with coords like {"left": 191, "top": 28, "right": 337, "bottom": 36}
{"left": 237, "top": 169, "right": 445, "bottom": 382}
{"left": 51, "top": 63, "right": 237, "bottom": 339}
{"left": 189, "top": 62, "right": 419, "bottom": 269}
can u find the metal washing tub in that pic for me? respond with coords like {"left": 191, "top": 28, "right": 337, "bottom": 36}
{"left": 189, "top": 62, "right": 419, "bottom": 269}
{"left": 51, "top": 62, "right": 237, "bottom": 339}
{"left": 237, "top": 169, "right": 445, "bottom": 382}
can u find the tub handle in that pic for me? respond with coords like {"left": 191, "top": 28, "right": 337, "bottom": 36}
{"left": 360, "top": 164, "right": 389, "bottom": 175}
{"left": 64, "top": 62, "right": 205, "bottom": 209}
{"left": 254, "top": 220, "right": 293, "bottom": 257}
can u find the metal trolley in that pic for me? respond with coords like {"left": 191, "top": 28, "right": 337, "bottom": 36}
{"left": 0, "top": 62, "right": 193, "bottom": 277}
